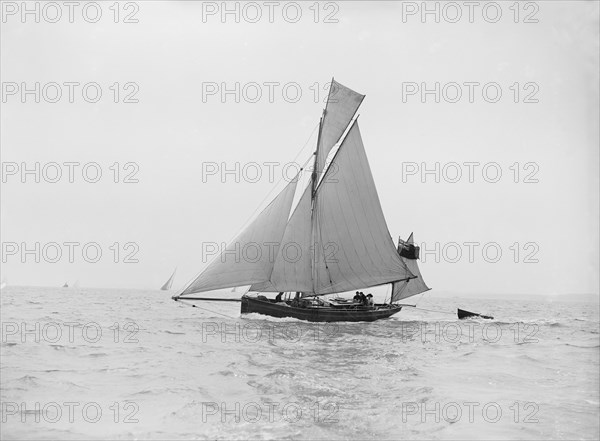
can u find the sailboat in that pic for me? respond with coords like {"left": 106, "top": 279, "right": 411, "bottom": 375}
{"left": 62, "top": 282, "right": 69, "bottom": 288}
{"left": 173, "top": 79, "right": 430, "bottom": 322}
{"left": 160, "top": 268, "right": 177, "bottom": 291}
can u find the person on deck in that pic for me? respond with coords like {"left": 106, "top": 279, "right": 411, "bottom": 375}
{"left": 292, "top": 292, "right": 301, "bottom": 307}
{"left": 366, "top": 294, "right": 374, "bottom": 306}
{"left": 359, "top": 292, "right": 367, "bottom": 305}
{"left": 353, "top": 291, "right": 361, "bottom": 303}
{"left": 275, "top": 292, "right": 284, "bottom": 302}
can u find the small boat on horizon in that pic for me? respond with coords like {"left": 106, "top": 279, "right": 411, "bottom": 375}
{"left": 173, "top": 79, "right": 430, "bottom": 322}
{"left": 160, "top": 268, "right": 177, "bottom": 291}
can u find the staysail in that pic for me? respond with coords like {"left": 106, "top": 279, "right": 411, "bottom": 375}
{"left": 161, "top": 268, "right": 177, "bottom": 291}
{"left": 391, "top": 233, "right": 430, "bottom": 302}
{"left": 179, "top": 174, "right": 299, "bottom": 295}
{"left": 249, "top": 183, "right": 314, "bottom": 293}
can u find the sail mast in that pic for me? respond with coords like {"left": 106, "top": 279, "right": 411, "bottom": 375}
{"left": 309, "top": 78, "right": 365, "bottom": 293}
{"left": 310, "top": 113, "right": 325, "bottom": 293}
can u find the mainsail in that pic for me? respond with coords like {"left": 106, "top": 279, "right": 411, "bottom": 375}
{"left": 391, "top": 233, "right": 430, "bottom": 302}
{"left": 161, "top": 268, "right": 177, "bottom": 291}
{"left": 312, "top": 121, "right": 414, "bottom": 294}
{"left": 178, "top": 79, "right": 416, "bottom": 298}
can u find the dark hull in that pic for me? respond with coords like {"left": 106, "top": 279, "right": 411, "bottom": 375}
{"left": 241, "top": 295, "right": 402, "bottom": 322}
{"left": 457, "top": 308, "right": 494, "bottom": 320}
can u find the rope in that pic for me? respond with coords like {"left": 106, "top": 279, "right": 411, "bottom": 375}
{"left": 406, "top": 305, "right": 456, "bottom": 316}
{"left": 218, "top": 128, "right": 318, "bottom": 252}
{"left": 176, "top": 299, "right": 237, "bottom": 319}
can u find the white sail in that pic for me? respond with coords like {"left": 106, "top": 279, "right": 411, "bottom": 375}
{"left": 180, "top": 175, "right": 299, "bottom": 295}
{"left": 315, "top": 79, "right": 365, "bottom": 179}
{"left": 312, "top": 121, "right": 414, "bottom": 295}
{"left": 250, "top": 121, "right": 414, "bottom": 295}
{"left": 391, "top": 233, "right": 430, "bottom": 302}
{"left": 178, "top": 80, "right": 425, "bottom": 301}
{"left": 161, "top": 268, "right": 177, "bottom": 291}
{"left": 249, "top": 183, "right": 313, "bottom": 293}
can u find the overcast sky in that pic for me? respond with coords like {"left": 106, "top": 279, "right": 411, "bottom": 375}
{"left": 1, "top": 1, "right": 598, "bottom": 297}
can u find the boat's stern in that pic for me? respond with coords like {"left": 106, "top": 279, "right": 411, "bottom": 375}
{"left": 240, "top": 295, "right": 250, "bottom": 314}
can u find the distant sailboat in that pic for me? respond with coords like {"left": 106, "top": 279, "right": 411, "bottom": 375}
{"left": 62, "top": 282, "right": 69, "bottom": 288}
{"left": 160, "top": 268, "right": 177, "bottom": 291}
{"left": 173, "top": 79, "right": 430, "bottom": 322}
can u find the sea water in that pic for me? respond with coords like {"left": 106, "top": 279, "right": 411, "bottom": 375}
{"left": 1, "top": 286, "right": 598, "bottom": 440}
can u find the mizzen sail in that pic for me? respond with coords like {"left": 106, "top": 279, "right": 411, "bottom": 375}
{"left": 391, "top": 233, "right": 430, "bottom": 302}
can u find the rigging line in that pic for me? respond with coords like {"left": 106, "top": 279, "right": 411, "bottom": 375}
{"left": 226, "top": 121, "right": 320, "bottom": 241}
{"left": 176, "top": 299, "right": 238, "bottom": 319}
{"left": 410, "top": 306, "right": 456, "bottom": 316}
{"left": 401, "top": 290, "right": 451, "bottom": 315}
